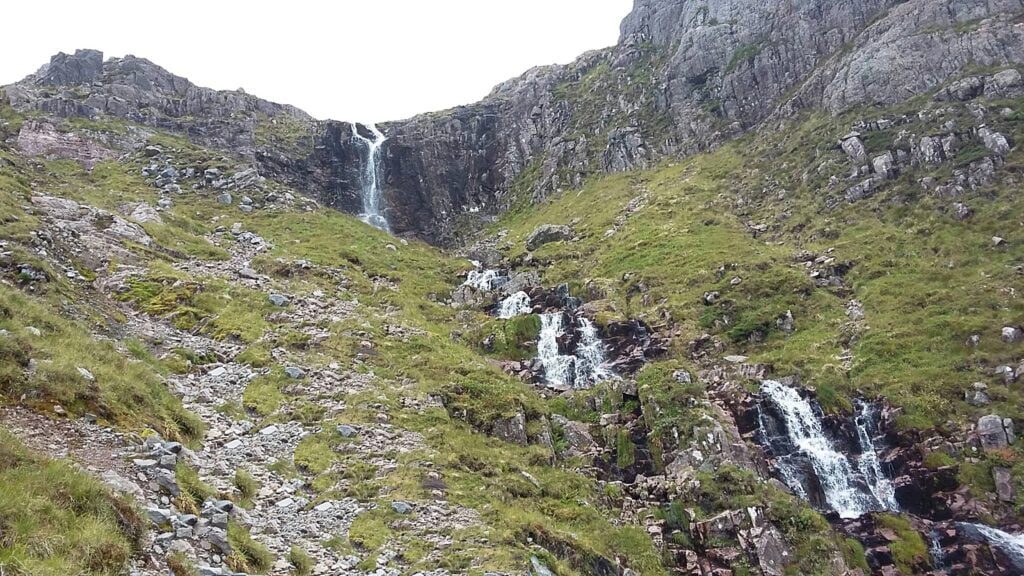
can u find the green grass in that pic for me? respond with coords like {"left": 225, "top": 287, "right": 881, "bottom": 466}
{"left": 289, "top": 546, "right": 315, "bottom": 576}
{"left": 234, "top": 468, "right": 260, "bottom": 509}
{"left": 875, "top": 514, "right": 929, "bottom": 573}
{"left": 0, "top": 429, "right": 145, "bottom": 576}
{"left": 226, "top": 521, "right": 274, "bottom": 574}
{"left": 117, "top": 263, "right": 271, "bottom": 342}
{"left": 0, "top": 285, "right": 202, "bottom": 440}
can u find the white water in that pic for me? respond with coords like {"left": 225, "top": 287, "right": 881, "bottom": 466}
{"left": 761, "top": 380, "right": 885, "bottom": 518}
{"left": 574, "top": 317, "right": 614, "bottom": 386}
{"left": 962, "top": 523, "right": 1024, "bottom": 570}
{"left": 756, "top": 404, "right": 810, "bottom": 501}
{"left": 351, "top": 123, "right": 390, "bottom": 232}
{"left": 538, "top": 313, "right": 576, "bottom": 389}
{"left": 854, "top": 401, "right": 899, "bottom": 512}
{"left": 464, "top": 269, "right": 501, "bottom": 291}
{"left": 928, "top": 531, "right": 946, "bottom": 570}
{"left": 498, "top": 291, "right": 532, "bottom": 319}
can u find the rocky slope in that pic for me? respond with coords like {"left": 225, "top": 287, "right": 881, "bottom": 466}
{"left": 3, "top": 1, "right": 1024, "bottom": 575}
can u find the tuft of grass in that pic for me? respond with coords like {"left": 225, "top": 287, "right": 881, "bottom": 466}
{"left": 167, "top": 551, "right": 199, "bottom": 576}
{"left": 176, "top": 463, "right": 218, "bottom": 515}
{"left": 289, "top": 546, "right": 315, "bottom": 576}
{"left": 234, "top": 468, "right": 260, "bottom": 509}
{"left": 226, "top": 521, "right": 274, "bottom": 574}
{"left": 875, "top": 514, "right": 929, "bottom": 574}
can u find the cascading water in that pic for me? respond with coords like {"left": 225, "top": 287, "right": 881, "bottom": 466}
{"left": 854, "top": 400, "right": 899, "bottom": 512}
{"left": 928, "top": 531, "right": 946, "bottom": 571}
{"left": 760, "top": 380, "right": 894, "bottom": 518}
{"left": 498, "top": 291, "right": 532, "bottom": 319}
{"left": 538, "top": 313, "right": 576, "bottom": 389}
{"left": 464, "top": 268, "right": 502, "bottom": 291}
{"left": 574, "top": 317, "right": 613, "bottom": 385}
{"left": 350, "top": 123, "right": 390, "bottom": 232}
{"left": 959, "top": 523, "right": 1024, "bottom": 570}
{"left": 535, "top": 312, "right": 614, "bottom": 390}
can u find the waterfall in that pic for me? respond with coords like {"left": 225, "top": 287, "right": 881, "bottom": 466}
{"left": 760, "top": 380, "right": 889, "bottom": 518}
{"left": 756, "top": 403, "right": 810, "bottom": 501}
{"left": 351, "top": 123, "right": 390, "bottom": 232}
{"left": 538, "top": 313, "right": 576, "bottom": 390}
{"left": 464, "top": 269, "right": 502, "bottom": 291}
{"left": 960, "top": 523, "right": 1024, "bottom": 571}
{"left": 928, "top": 531, "right": 946, "bottom": 570}
{"left": 498, "top": 291, "right": 532, "bottom": 319}
{"left": 535, "top": 312, "right": 615, "bottom": 390}
{"left": 854, "top": 400, "right": 899, "bottom": 512}
{"left": 574, "top": 317, "right": 613, "bottom": 386}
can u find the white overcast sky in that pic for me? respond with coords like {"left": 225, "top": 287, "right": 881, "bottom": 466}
{"left": 0, "top": 0, "right": 633, "bottom": 123}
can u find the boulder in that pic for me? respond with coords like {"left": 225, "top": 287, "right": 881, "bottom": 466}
{"left": 840, "top": 134, "right": 867, "bottom": 163}
{"left": 492, "top": 410, "right": 528, "bottom": 446}
{"left": 965, "top": 384, "right": 990, "bottom": 407}
{"left": 1002, "top": 326, "right": 1022, "bottom": 343}
{"left": 977, "top": 415, "right": 1015, "bottom": 451}
{"left": 993, "top": 467, "right": 1015, "bottom": 502}
{"left": 525, "top": 224, "right": 573, "bottom": 251}
{"left": 550, "top": 414, "right": 596, "bottom": 457}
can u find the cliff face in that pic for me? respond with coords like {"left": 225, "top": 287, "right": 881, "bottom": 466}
{"left": 6, "top": 1, "right": 1024, "bottom": 245}
{"left": 378, "top": 0, "right": 1024, "bottom": 243}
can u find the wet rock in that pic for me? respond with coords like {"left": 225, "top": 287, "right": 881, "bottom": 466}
{"left": 525, "top": 224, "right": 573, "bottom": 251}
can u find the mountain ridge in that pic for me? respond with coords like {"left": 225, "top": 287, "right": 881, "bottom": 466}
{"left": 9, "top": 0, "right": 1024, "bottom": 246}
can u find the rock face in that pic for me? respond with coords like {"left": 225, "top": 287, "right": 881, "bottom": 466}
{"left": 6, "top": 1, "right": 1024, "bottom": 245}
{"left": 525, "top": 224, "right": 573, "bottom": 251}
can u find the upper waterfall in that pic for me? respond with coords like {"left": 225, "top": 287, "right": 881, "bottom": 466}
{"left": 350, "top": 123, "right": 390, "bottom": 232}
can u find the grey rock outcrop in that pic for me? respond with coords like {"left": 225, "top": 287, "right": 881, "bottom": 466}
{"left": 525, "top": 224, "right": 573, "bottom": 251}
{"left": 978, "top": 414, "right": 1016, "bottom": 451}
